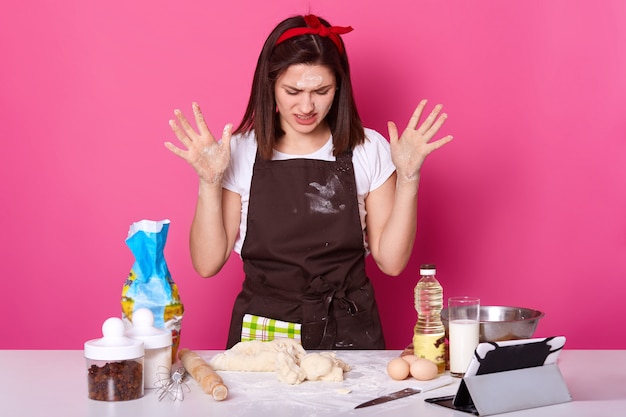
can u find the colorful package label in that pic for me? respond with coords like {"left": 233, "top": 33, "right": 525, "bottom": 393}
{"left": 121, "top": 219, "right": 183, "bottom": 359}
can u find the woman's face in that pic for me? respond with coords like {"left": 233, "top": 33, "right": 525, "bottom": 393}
{"left": 274, "top": 64, "right": 336, "bottom": 138}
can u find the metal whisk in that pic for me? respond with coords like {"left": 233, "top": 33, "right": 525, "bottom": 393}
{"left": 155, "top": 366, "right": 190, "bottom": 401}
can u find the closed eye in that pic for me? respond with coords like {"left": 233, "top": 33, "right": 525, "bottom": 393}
{"left": 315, "top": 88, "right": 333, "bottom": 95}
{"left": 285, "top": 89, "right": 300, "bottom": 96}
{"left": 282, "top": 86, "right": 335, "bottom": 96}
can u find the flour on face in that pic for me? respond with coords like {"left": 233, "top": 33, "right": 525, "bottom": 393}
{"left": 306, "top": 174, "right": 345, "bottom": 214}
{"left": 296, "top": 70, "right": 324, "bottom": 89}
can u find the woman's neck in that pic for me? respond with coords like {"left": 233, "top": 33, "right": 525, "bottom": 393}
{"left": 274, "top": 126, "right": 331, "bottom": 155}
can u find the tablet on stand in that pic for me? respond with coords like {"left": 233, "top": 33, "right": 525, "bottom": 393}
{"left": 426, "top": 336, "right": 571, "bottom": 416}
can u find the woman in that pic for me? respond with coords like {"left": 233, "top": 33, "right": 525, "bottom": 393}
{"left": 165, "top": 15, "right": 453, "bottom": 349}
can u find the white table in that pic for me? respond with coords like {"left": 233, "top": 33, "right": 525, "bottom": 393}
{"left": 1, "top": 349, "right": 624, "bottom": 416}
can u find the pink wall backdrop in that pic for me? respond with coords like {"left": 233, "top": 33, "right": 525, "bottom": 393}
{"left": 2, "top": 0, "right": 625, "bottom": 350}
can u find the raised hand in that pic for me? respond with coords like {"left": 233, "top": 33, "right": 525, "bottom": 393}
{"left": 164, "top": 102, "right": 233, "bottom": 186}
{"left": 387, "top": 99, "right": 453, "bottom": 183}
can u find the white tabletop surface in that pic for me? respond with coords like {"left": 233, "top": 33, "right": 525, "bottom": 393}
{"left": 1, "top": 349, "right": 625, "bottom": 416}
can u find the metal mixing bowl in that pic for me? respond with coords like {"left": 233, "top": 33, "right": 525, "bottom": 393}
{"left": 441, "top": 305, "right": 544, "bottom": 342}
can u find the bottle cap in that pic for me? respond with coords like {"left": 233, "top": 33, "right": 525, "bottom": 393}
{"left": 125, "top": 308, "right": 172, "bottom": 349}
{"left": 420, "top": 264, "right": 436, "bottom": 275}
{"left": 84, "top": 317, "right": 144, "bottom": 360}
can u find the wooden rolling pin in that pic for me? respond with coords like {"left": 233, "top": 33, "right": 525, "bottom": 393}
{"left": 178, "top": 348, "right": 228, "bottom": 401}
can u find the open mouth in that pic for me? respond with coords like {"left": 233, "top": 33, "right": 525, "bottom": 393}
{"left": 295, "top": 113, "right": 316, "bottom": 124}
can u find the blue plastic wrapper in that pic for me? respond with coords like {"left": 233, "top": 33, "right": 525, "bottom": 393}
{"left": 121, "top": 219, "right": 183, "bottom": 361}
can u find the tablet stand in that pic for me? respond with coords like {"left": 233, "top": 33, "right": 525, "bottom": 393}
{"left": 426, "top": 337, "right": 572, "bottom": 415}
{"left": 453, "top": 363, "right": 572, "bottom": 415}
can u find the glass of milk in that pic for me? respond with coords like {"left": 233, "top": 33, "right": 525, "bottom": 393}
{"left": 448, "top": 296, "right": 480, "bottom": 377}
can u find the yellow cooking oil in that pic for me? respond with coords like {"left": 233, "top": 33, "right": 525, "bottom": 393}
{"left": 412, "top": 264, "right": 446, "bottom": 373}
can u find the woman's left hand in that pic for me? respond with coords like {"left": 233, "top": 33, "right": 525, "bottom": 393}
{"left": 387, "top": 99, "right": 453, "bottom": 183}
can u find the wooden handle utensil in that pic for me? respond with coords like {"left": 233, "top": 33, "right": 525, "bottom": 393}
{"left": 178, "top": 348, "right": 228, "bottom": 401}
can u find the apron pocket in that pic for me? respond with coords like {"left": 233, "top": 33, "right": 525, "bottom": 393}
{"left": 301, "top": 297, "right": 328, "bottom": 348}
{"left": 244, "top": 291, "right": 303, "bottom": 322}
{"left": 332, "top": 308, "right": 383, "bottom": 349}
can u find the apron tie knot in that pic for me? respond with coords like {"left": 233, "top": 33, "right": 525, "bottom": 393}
{"left": 309, "top": 276, "right": 358, "bottom": 316}
{"left": 334, "top": 290, "right": 359, "bottom": 316}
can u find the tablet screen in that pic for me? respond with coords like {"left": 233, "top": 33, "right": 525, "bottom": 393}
{"left": 464, "top": 336, "right": 566, "bottom": 377}
{"left": 426, "top": 336, "right": 567, "bottom": 415}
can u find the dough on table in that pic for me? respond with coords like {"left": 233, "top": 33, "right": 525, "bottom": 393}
{"left": 276, "top": 350, "right": 307, "bottom": 384}
{"left": 209, "top": 339, "right": 350, "bottom": 385}
{"left": 300, "top": 352, "right": 350, "bottom": 382}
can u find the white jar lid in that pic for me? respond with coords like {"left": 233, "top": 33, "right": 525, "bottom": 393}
{"left": 125, "top": 308, "right": 172, "bottom": 349}
{"left": 84, "top": 317, "right": 144, "bottom": 360}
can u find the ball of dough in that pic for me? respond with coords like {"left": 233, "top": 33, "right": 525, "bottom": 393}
{"left": 300, "top": 353, "right": 334, "bottom": 380}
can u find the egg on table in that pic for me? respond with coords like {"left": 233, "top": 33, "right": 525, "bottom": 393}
{"left": 400, "top": 353, "right": 419, "bottom": 365}
{"left": 409, "top": 358, "right": 438, "bottom": 381}
{"left": 386, "top": 357, "right": 410, "bottom": 380}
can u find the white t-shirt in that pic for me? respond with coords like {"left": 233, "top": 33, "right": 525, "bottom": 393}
{"left": 222, "top": 128, "right": 396, "bottom": 255}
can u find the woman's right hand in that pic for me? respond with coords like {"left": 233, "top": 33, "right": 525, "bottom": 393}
{"left": 164, "top": 102, "right": 233, "bottom": 186}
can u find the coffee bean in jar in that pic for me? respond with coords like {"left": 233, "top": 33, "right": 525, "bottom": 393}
{"left": 84, "top": 317, "right": 145, "bottom": 401}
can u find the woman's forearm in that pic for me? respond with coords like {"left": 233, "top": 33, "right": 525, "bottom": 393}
{"left": 189, "top": 182, "right": 233, "bottom": 277}
{"left": 374, "top": 176, "right": 420, "bottom": 276}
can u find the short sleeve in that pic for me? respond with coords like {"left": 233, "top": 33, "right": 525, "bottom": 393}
{"left": 355, "top": 128, "right": 396, "bottom": 193}
{"left": 222, "top": 133, "right": 256, "bottom": 195}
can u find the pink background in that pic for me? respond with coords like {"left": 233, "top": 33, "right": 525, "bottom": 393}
{"left": 2, "top": 0, "right": 625, "bottom": 350}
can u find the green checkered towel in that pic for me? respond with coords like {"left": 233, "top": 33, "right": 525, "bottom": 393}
{"left": 241, "top": 314, "right": 302, "bottom": 342}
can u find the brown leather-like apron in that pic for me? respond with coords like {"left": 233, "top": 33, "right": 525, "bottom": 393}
{"left": 226, "top": 151, "right": 385, "bottom": 350}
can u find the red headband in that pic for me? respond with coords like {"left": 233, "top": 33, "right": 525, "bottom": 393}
{"left": 275, "top": 15, "right": 353, "bottom": 53}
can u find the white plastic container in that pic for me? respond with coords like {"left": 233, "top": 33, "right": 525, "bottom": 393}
{"left": 125, "top": 308, "right": 173, "bottom": 389}
{"left": 84, "top": 317, "right": 144, "bottom": 401}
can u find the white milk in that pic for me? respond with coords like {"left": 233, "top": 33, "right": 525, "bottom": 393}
{"left": 449, "top": 320, "right": 480, "bottom": 376}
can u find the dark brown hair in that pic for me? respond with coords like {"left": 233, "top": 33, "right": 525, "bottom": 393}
{"left": 233, "top": 15, "right": 365, "bottom": 160}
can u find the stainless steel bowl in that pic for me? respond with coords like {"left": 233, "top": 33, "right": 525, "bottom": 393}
{"left": 441, "top": 305, "right": 545, "bottom": 342}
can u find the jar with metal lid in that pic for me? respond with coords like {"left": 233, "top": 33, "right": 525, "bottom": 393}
{"left": 84, "top": 317, "right": 144, "bottom": 401}
{"left": 125, "top": 308, "right": 172, "bottom": 389}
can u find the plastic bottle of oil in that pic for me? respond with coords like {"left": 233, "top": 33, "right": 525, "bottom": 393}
{"left": 412, "top": 264, "right": 446, "bottom": 373}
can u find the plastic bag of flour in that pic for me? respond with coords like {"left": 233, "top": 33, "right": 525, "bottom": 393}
{"left": 121, "top": 219, "right": 184, "bottom": 363}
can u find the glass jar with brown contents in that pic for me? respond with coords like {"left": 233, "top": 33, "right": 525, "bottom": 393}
{"left": 84, "top": 317, "right": 145, "bottom": 401}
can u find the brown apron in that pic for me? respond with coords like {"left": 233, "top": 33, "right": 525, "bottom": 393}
{"left": 226, "top": 151, "right": 385, "bottom": 350}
